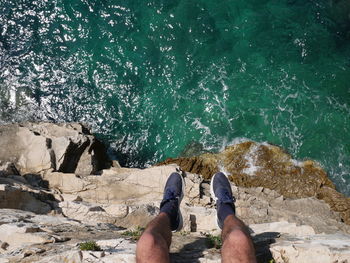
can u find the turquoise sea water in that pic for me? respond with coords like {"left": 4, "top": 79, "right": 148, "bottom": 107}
{"left": 0, "top": 0, "right": 349, "bottom": 195}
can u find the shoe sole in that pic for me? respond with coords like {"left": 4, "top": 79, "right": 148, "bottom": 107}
{"left": 173, "top": 173, "right": 185, "bottom": 232}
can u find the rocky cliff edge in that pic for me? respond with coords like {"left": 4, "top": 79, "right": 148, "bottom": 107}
{"left": 0, "top": 122, "right": 349, "bottom": 263}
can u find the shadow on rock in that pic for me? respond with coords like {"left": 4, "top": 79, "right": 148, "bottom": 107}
{"left": 0, "top": 173, "right": 59, "bottom": 214}
{"left": 253, "top": 231, "right": 280, "bottom": 263}
{"left": 170, "top": 237, "right": 211, "bottom": 263}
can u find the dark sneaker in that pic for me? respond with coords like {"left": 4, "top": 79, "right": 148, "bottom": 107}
{"left": 159, "top": 172, "right": 185, "bottom": 232}
{"left": 210, "top": 172, "right": 236, "bottom": 229}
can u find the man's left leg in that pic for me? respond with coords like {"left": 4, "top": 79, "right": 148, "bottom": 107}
{"left": 136, "top": 172, "right": 185, "bottom": 263}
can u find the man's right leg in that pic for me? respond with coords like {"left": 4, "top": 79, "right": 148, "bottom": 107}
{"left": 210, "top": 172, "right": 256, "bottom": 263}
{"left": 136, "top": 212, "right": 172, "bottom": 263}
{"left": 221, "top": 215, "right": 256, "bottom": 263}
{"left": 136, "top": 172, "right": 185, "bottom": 263}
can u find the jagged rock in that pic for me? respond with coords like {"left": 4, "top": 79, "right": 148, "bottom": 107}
{"left": 159, "top": 141, "right": 350, "bottom": 225}
{"left": 0, "top": 162, "right": 19, "bottom": 176}
{"left": 1, "top": 122, "right": 350, "bottom": 262}
{"left": 43, "top": 165, "right": 180, "bottom": 205}
{"left": 270, "top": 233, "right": 350, "bottom": 263}
{"left": 0, "top": 122, "right": 111, "bottom": 175}
{"left": 0, "top": 176, "right": 54, "bottom": 214}
{"left": 43, "top": 165, "right": 216, "bottom": 229}
{"left": 232, "top": 186, "right": 350, "bottom": 234}
{"left": 59, "top": 200, "right": 159, "bottom": 229}
{"left": 58, "top": 201, "right": 118, "bottom": 225}
{"left": 0, "top": 223, "right": 54, "bottom": 250}
{"left": 181, "top": 206, "right": 217, "bottom": 233}
{"left": 37, "top": 239, "right": 136, "bottom": 263}
{"left": 41, "top": 164, "right": 350, "bottom": 236}
{"left": 1, "top": 209, "right": 348, "bottom": 263}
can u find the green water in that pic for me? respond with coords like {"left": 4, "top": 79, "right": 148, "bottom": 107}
{"left": 0, "top": 0, "right": 350, "bottom": 195}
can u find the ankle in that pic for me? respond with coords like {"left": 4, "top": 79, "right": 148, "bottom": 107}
{"left": 159, "top": 199, "right": 179, "bottom": 230}
{"left": 217, "top": 202, "right": 235, "bottom": 226}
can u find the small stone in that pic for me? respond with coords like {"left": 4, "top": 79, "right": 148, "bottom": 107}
{"left": 1, "top": 241, "right": 9, "bottom": 250}
{"left": 23, "top": 247, "right": 46, "bottom": 257}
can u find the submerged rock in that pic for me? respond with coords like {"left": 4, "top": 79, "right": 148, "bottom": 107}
{"left": 158, "top": 141, "right": 350, "bottom": 225}
{"left": 180, "top": 141, "right": 210, "bottom": 157}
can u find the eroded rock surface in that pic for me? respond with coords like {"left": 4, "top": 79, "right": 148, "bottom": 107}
{"left": 1, "top": 122, "right": 350, "bottom": 262}
{"left": 0, "top": 122, "right": 111, "bottom": 175}
{"left": 0, "top": 209, "right": 349, "bottom": 263}
{"left": 159, "top": 141, "right": 350, "bottom": 225}
{"left": 0, "top": 175, "right": 55, "bottom": 214}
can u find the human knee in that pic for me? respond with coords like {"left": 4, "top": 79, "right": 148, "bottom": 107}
{"left": 138, "top": 230, "right": 167, "bottom": 249}
{"left": 223, "top": 227, "right": 251, "bottom": 247}
{"left": 138, "top": 231, "right": 158, "bottom": 249}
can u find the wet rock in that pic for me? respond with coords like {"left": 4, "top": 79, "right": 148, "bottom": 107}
{"left": 180, "top": 141, "right": 209, "bottom": 157}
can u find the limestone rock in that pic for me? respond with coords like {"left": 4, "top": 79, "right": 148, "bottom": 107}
{"left": 0, "top": 162, "right": 19, "bottom": 176}
{"left": 0, "top": 122, "right": 111, "bottom": 175}
{"left": 159, "top": 141, "right": 350, "bottom": 225}
{"left": 37, "top": 239, "right": 136, "bottom": 263}
{"left": 58, "top": 201, "right": 134, "bottom": 226}
{"left": 0, "top": 223, "right": 53, "bottom": 250}
{"left": 270, "top": 233, "right": 350, "bottom": 263}
{"left": 41, "top": 164, "right": 350, "bottom": 234}
{"left": 250, "top": 221, "right": 316, "bottom": 236}
{"left": 0, "top": 209, "right": 75, "bottom": 260}
{"left": 1, "top": 122, "right": 350, "bottom": 262}
{"left": 0, "top": 177, "right": 54, "bottom": 214}
{"left": 43, "top": 165, "right": 181, "bottom": 205}
{"left": 181, "top": 206, "right": 218, "bottom": 233}
{"left": 232, "top": 186, "right": 350, "bottom": 234}
{"left": 58, "top": 201, "right": 117, "bottom": 225}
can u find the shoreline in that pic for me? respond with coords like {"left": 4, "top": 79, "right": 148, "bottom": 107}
{"left": 1, "top": 122, "right": 350, "bottom": 262}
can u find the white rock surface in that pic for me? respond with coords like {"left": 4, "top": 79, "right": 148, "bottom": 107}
{"left": 1, "top": 122, "right": 350, "bottom": 262}
{"left": 250, "top": 221, "right": 316, "bottom": 236}
{"left": 270, "top": 234, "right": 350, "bottom": 263}
{"left": 0, "top": 123, "right": 110, "bottom": 175}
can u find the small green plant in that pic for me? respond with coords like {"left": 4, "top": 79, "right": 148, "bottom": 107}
{"left": 79, "top": 241, "right": 102, "bottom": 251}
{"left": 179, "top": 231, "right": 190, "bottom": 236}
{"left": 268, "top": 259, "right": 275, "bottom": 263}
{"left": 205, "top": 234, "right": 222, "bottom": 249}
{"left": 121, "top": 226, "right": 145, "bottom": 240}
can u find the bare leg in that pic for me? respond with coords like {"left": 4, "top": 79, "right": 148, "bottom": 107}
{"left": 221, "top": 215, "right": 256, "bottom": 263}
{"left": 136, "top": 212, "right": 172, "bottom": 263}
